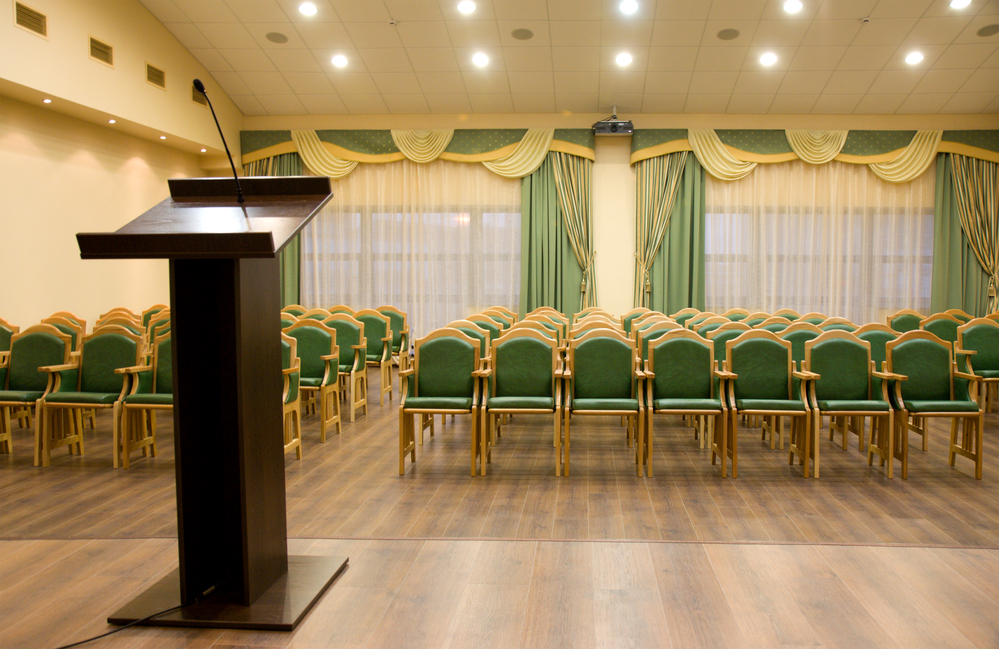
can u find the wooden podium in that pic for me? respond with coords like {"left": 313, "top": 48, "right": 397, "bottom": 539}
{"left": 77, "top": 177, "right": 347, "bottom": 630}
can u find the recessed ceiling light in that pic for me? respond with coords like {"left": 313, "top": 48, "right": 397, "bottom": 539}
{"left": 760, "top": 52, "right": 778, "bottom": 66}
{"left": 299, "top": 2, "right": 317, "bottom": 16}
{"left": 472, "top": 52, "right": 489, "bottom": 67}
{"left": 783, "top": 0, "right": 803, "bottom": 13}
{"left": 108, "top": 119, "right": 116, "bottom": 124}
{"left": 458, "top": 1, "right": 475, "bottom": 14}
{"left": 616, "top": 52, "right": 633, "bottom": 66}
{"left": 159, "top": 136, "right": 167, "bottom": 140}
{"left": 201, "top": 148, "right": 207, "bottom": 153}
{"left": 42, "top": 98, "right": 51, "bottom": 103}
{"left": 331, "top": 54, "right": 348, "bottom": 67}
{"left": 950, "top": 0, "right": 971, "bottom": 8}
{"left": 620, "top": 0, "right": 639, "bottom": 15}
{"left": 905, "top": 51, "right": 924, "bottom": 64}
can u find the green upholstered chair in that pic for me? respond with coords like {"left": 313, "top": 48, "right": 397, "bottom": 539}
{"left": 141, "top": 304, "right": 168, "bottom": 329}
{"left": 707, "top": 322, "right": 751, "bottom": 367}
{"left": 945, "top": 309, "right": 973, "bottom": 323}
{"left": 637, "top": 321, "right": 684, "bottom": 368}
{"left": 570, "top": 318, "right": 623, "bottom": 340}
{"left": 327, "top": 304, "right": 355, "bottom": 315}
{"left": 525, "top": 314, "right": 566, "bottom": 344}
{"left": 399, "top": 328, "right": 482, "bottom": 476}
{"left": 572, "top": 307, "right": 613, "bottom": 324}
{"left": 486, "top": 305, "right": 517, "bottom": 323}
{"left": 646, "top": 330, "right": 729, "bottom": 477}
{"left": 957, "top": 318, "right": 999, "bottom": 412}
{"left": 723, "top": 330, "right": 817, "bottom": 479}
{"left": 482, "top": 309, "right": 514, "bottom": 330}
{"left": 280, "top": 313, "right": 299, "bottom": 329}
{"left": 669, "top": 308, "right": 700, "bottom": 328}
{"left": 771, "top": 308, "right": 801, "bottom": 321}
{"left": 301, "top": 307, "right": 332, "bottom": 321}
{"left": 281, "top": 333, "right": 302, "bottom": 460}
{"left": 0, "top": 324, "right": 71, "bottom": 456}
{"left": 355, "top": 309, "right": 394, "bottom": 406}
{"left": 0, "top": 317, "right": 18, "bottom": 354}
{"left": 855, "top": 323, "right": 899, "bottom": 396}
{"left": 530, "top": 310, "right": 569, "bottom": 339}
{"left": 466, "top": 314, "right": 502, "bottom": 345}
{"left": 480, "top": 328, "right": 561, "bottom": 475}
{"left": 96, "top": 309, "right": 140, "bottom": 330}
{"left": 819, "top": 317, "right": 858, "bottom": 332}
{"left": 37, "top": 325, "right": 142, "bottom": 467}
{"left": 887, "top": 309, "right": 925, "bottom": 333}
{"left": 631, "top": 311, "right": 668, "bottom": 332}
{"left": 512, "top": 319, "right": 559, "bottom": 344}
{"left": 798, "top": 312, "right": 828, "bottom": 326}
{"left": 802, "top": 331, "right": 895, "bottom": 479}
{"left": 95, "top": 316, "right": 143, "bottom": 336}
{"left": 686, "top": 312, "right": 719, "bottom": 330}
{"left": 283, "top": 319, "right": 341, "bottom": 441}
{"left": 755, "top": 316, "right": 792, "bottom": 333}
{"left": 563, "top": 329, "right": 644, "bottom": 477}
{"left": 694, "top": 316, "right": 729, "bottom": 337}
{"left": 115, "top": 332, "right": 172, "bottom": 468}
{"left": 743, "top": 312, "right": 770, "bottom": 327}
{"left": 779, "top": 323, "right": 824, "bottom": 441}
{"left": 885, "top": 330, "right": 984, "bottom": 480}
{"left": 283, "top": 304, "right": 307, "bottom": 317}
{"left": 920, "top": 313, "right": 962, "bottom": 345}
{"left": 49, "top": 311, "right": 86, "bottom": 333}
{"left": 41, "top": 316, "right": 83, "bottom": 352}
{"left": 376, "top": 305, "right": 411, "bottom": 372}
{"left": 621, "top": 308, "right": 651, "bottom": 336}
{"left": 322, "top": 313, "right": 368, "bottom": 422}
{"left": 722, "top": 308, "right": 750, "bottom": 321}
{"left": 447, "top": 320, "right": 492, "bottom": 364}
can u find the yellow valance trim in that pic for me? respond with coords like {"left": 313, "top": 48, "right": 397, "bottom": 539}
{"left": 868, "top": 130, "right": 942, "bottom": 183}
{"left": 291, "top": 130, "right": 359, "bottom": 178}
{"left": 630, "top": 139, "right": 692, "bottom": 165}
{"left": 938, "top": 141, "right": 999, "bottom": 165}
{"left": 440, "top": 142, "right": 520, "bottom": 163}
{"left": 786, "top": 130, "right": 848, "bottom": 165}
{"left": 482, "top": 128, "right": 555, "bottom": 178}
{"left": 390, "top": 129, "right": 454, "bottom": 164}
{"left": 688, "top": 129, "right": 757, "bottom": 181}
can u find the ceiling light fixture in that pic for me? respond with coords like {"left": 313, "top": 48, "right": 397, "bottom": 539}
{"left": 950, "top": 0, "right": 971, "bottom": 8}
{"left": 760, "top": 52, "right": 778, "bottom": 66}
{"left": 620, "top": 0, "right": 639, "bottom": 15}
{"left": 616, "top": 52, "right": 633, "bottom": 66}
{"left": 783, "top": 0, "right": 803, "bottom": 13}
{"left": 472, "top": 52, "right": 489, "bottom": 67}
{"left": 299, "top": 2, "right": 317, "bottom": 16}
{"left": 905, "top": 51, "right": 924, "bottom": 64}
{"left": 108, "top": 119, "right": 116, "bottom": 124}
{"left": 458, "top": 1, "right": 476, "bottom": 14}
{"left": 42, "top": 98, "right": 51, "bottom": 103}
{"left": 331, "top": 54, "right": 348, "bottom": 67}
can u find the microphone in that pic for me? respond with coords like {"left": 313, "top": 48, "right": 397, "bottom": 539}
{"left": 193, "top": 79, "right": 244, "bottom": 204}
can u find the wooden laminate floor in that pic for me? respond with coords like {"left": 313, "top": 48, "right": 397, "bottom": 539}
{"left": 2, "top": 367, "right": 999, "bottom": 648}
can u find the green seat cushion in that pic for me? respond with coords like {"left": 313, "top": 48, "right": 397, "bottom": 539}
{"left": 735, "top": 399, "right": 806, "bottom": 412}
{"left": 487, "top": 396, "right": 554, "bottom": 410}
{"left": 46, "top": 392, "right": 119, "bottom": 405}
{"left": 817, "top": 399, "right": 890, "bottom": 412}
{"left": 572, "top": 398, "right": 639, "bottom": 411}
{"left": 404, "top": 396, "right": 472, "bottom": 410}
{"left": 123, "top": 393, "right": 173, "bottom": 406}
{"left": 977, "top": 370, "right": 999, "bottom": 379}
{"left": 653, "top": 398, "right": 722, "bottom": 411}
{"left": 903, "top": 400, "right": 979, "bottom": 413}
{"left": 300, "top": 377, "right": 325, "bottom": 388}
{"left": 0, "top": 390, "right": 44, "bottom": 403}
{"left": 366, "top": 353, "right": 384, "bottom": 362}
{"left": 338, "top": 364, "right": 355, "bottom": 373}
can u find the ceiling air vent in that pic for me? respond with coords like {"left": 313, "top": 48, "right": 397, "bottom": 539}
{"left": 192, "top": 86, "right": 208, "bottom": 106}
{"left": 15, "top": 2, "right": 47, "bottom": 37}
{"left": 90, "top": 37, "right": 113, "bottom": 66}
{"left": 146, "top": 63, "right": 166, "bottom": 89}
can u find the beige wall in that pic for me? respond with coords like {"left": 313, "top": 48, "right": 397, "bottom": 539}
{"left": 592, "top": 137, "right": 637, "bottom": 315}
{"left": 0, "top": 95, "right": 205, "bottom": 329}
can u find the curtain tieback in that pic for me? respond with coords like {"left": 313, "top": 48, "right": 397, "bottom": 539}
{"left": 581, "top": 251, "right": 596, "bottom": 294}
{"left": 635, "top": 253, "right": 651, "bottom": 294}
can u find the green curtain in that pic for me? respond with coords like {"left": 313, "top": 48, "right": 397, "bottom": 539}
{"left": 244, "top": 153, "right": 305, "bottom": 307}
{"left": 635, "top": 151, "right": 688, "bottom": 307}
{"left": 931, "top": 154, "right": 990, "bottom": 316}
{"left": 519, "top": 153, "right": 583, "bottom": 319}
{"left": 648, "top": 153, "right": 706, "bottom": 315}
{"left": 550, "top": 151, "right": 597, "bottom": 309}
{"left": 950, "top": 153, "right": 999, "bottom": 314}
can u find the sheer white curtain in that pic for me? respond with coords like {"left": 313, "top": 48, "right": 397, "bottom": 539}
{"left": 705, "top": 159, "right": 935, "bottom": 323}
{"left": 301, "top": 159, "right": 521, "bottom": 339}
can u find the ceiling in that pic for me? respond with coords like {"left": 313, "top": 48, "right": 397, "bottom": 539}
{"left": 139, "top": 0, "right": 999, "bottom": 117}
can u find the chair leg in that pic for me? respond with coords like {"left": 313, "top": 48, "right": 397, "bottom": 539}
{"left": 730, "top": 410, "right": 739, "bottom": 479}
{"left": 554, "top": 408, "right": 561, "bottom": 478}
{"left": 562, "top": 409, "right": 570, "bottom": 477}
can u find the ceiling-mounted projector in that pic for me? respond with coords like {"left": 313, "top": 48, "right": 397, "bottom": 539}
{"left": 593, "top": 105, "right": 633, "bottom": 136}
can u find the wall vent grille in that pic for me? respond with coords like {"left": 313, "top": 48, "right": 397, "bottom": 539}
{"left": 192, "top": 86, "right": 208, "bottom": 105}
{"left": 146, "top": 63, "right": 166, "bottom": 89}
{"left": 90, "top": 37, "right": 113, "bottom": 66}
{"left": 15, "top": 3, "right": 47, "bottom": 37}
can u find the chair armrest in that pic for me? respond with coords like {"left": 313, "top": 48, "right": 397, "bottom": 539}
{"left": 0, "top": 352, "right": 8, "bottom": 368}
{"left": 399, "top": 368, "right": 415, "bottom": 378}
{"left": 115, "top": 365, "right": 151, "bottom": 375}
{"left": 282, "top": 366, "right": 299, "bottom": 376}
{"left": 955, "top": 370, "right": 981, "bottom": 382}
{"left": 635, "top": 369, "right": 646, "bottom": 379}
{"left": 562, "top": 369, "right": 572, "bottom": 379}
{"left": 382, "top": 335, "right": 393, "bottom": 343}
{"left": 955, "top": 348, "right": 977, "bottom": 355}
{"left": 477, "top": 367, "right": 493, "bottom": 377}
{"left": 320, "top": 354, "right": 338, "bottom": 361}
{"left": 352, "top": 344, "right": 366, "bottom": 350}
{"left": 644, "top": 369, "right": 655, "bottom": 379}
{"left": 713, "top": 370, "right": 737, "bottom": 380}
{"left": 872, "top": 370, "right": 906, "bottom": 381}
{"left": 792, "top": 370, "right": 820, "bottom": 381}
{"left": 39, "top": 363, "right": 77, "bottom": 373}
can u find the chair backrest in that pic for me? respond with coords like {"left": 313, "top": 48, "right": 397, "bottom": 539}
{"left": 281, "top": 333, "right": 300, "bottom": 405}
{"left": 466, "top": 314, "right": 502, "bottom": 341}
{"left": 569, "top": 329, "right": 635, "bottom": 400}
{"left": 574, "top": 312, "right": 618, "bottom": 328}
{"left": 78, "top": 326, "right": 143, "bottom": 394}
{"left": 633, "top": 314, "right": 671, "bottom": 332}
{"left": 743, "top": 312, "right": 770, "bottom": 327}
{"left": 668, "top": 307, "right": 700, "bottom": 323}
{"left": 528, "top": 306, "right": 565, "bottom": 319}
{"left": 722, "top": 308, "right": 750, "bottom": 321}
{"left": 0, "top": 317, "right": 19, "bottom": 353}
{"left": 147, "top": 313, "right": 172, "bottom": 344}
{"left": 706, "top": 322, "right": 751, "bottom": 365}
{"left": 637, "top": 321, "right": 683, "bottom": 363}
{"left": 490, "top": 329, "right": 557, "bottom": 399}
{"left": 779, "top": 324, "right": 823, "bottom": 364}
{"left": 819, "top": 317, "right": 857, "bottom": 332}
{"left": 280, "top": 314, "right": 299, "bottom": 329}
{"left": 301, "top": 307, "right": 332, "bottom": 321}
{"left": 482, "top": 309, "right": 513, "bottom": 329}
{"left": 944, "top": 308, "right": 973, "bottom": 323}
{"left": 485, "top": 305, "right": 517, "bottom": 322}
{"left": 887, "top": 309, "right": 925, "bottom": 333}
{"left": 283, "top": 320, "right": 337, "bottom": 381}
{"left": 522, "top": 315, "right": 563, "bottom": 342}
{"left": 97, "top": 308, "right": 140, "bottom": 328}
{"left": 648, "top": 329, "right": 715, "bottom": 401}
{"left": 510, "top": 320, "right": 558, "bottom": 342}
{"left": 755, "top": 316, "right": 792, "bottom": 332}
{"left": 414, "top": 328, "right": 480, "bottom": 398}
{"left": 151, "top": 333, "right": 173, "bottom": 395}
{"left": 805, "top": 331, "right": 872, "bottom": 402}
{"left": 920, "top": 313, "right": 962, "bottom": 344}
{"left": 854, "top": 323, "right": 898, "bottom": 373}
{"left": 694, "top": 316, "right": 729, "bottom": 336}
{"left": 376, "top": 305, "right": 408, "bottom": 350}
{"left": 50, "top": 311, "right": 86, "bottom": 332}
{"left": 328, "top": 304, "right": 355, "bottom": 315}
{"left": 321, "top": 314, "right": 366, "bottom": 368}
{"left": 573, "top": 307, "right": 613, "bottom": 324}
{"left": 987, "top": 313, "right": 999, "bottom": 323}
{"left": 95, "top": 316, "right": 143, "bottom": 335}
{"left": 621, "top": 308, "right": 651, "bottom": 334}
{"left": 726, "top": 330, "right": 793, "bottom": 400}
{"left": 957, "top": 318, "right": 999, "bottom": 373}
{"left": 798, "top": 312, "right": 828, "bottom": 325}
{"left": 448, "top": 320, "right": 492, "bottom": 359}
{"left": 771, "top": 308, "right": 801, "bottom": 321}
{"left": 141, "top": 304, "right": 168, "bottom": 328}
{"left": 5, "top": 324, "right": 72, "bottom": 392}
{"left": 571, "top": 319, "right": 622, "bottom": 339}
{"left": 282, "top": 304, "right": 307, "bottom": 316}
{"left": 40, "top": 316, "right": 83, "bottom": 351}
{"left": 355, "top": 309, "right": 391, "bottom": 358}
{"left": 686, "top": 312, "right": 719, "bottom": 329}
{"left": 886, "top": 331, "right": 955, "bottom": 402}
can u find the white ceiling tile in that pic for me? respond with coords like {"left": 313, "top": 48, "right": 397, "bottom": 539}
{"left": 383, "top": 94, "right": 431, "bottom": 113}
{"left": 555, "top": 94, "right": 600, "bottom": 112}
{"left": 733, "top": 70, "right": 786, "bottom": 94}
{"left": 340, "top": 94, "right": 389, "bottom": 113}
{"left": 934, "top": 43, "right": 999, "bottom": 69}
{"left": 416, "top": 72, "right": 468, "bottom": 93}
{"left": 898, "top": 93, "right": 953, "bottom": 114}
{"left": 492, "top": 0, "right": 549, "bottom": 20}
{"left": 814, "top": 0, "right": 877, "bottom": 20}
{"left": 599, "top": 46, "right": 650, "bottom": 70}
{"left": 597, "top": 95, "right": 643, "bottom": 113}
{"left": 600, "top": 0, "right": 657, "bottom": 20}
{"left": 345, "top": 23, "right": 405, "bottom": 47}
{"left": 788, "top": 47, "right": 847, "bottom": 70}
{"left": 649, "top": 21, "right": 707, "bottom": 47}
{"left": 836, "top": 46, "right": 897, "bottom": 70}
{"left": 283, "top": 71, "right": 336, "bottom": 93}
{"left": 694, "top": 47, "right": 748, "bottom": 70}
{"left": 462, "top": 70, "right": 512, "bottom": 93}
{"left": 220, "top": 49, "right": 279, "bottom": 71}
{"left": 552, "top": 47, "right": 602, "bottom": 70}
{"left": 498, "top": 21, "right": 551, "bottom": 46}
{"left": 984, "top": 47, "right": 999, "bottom": 67}
{"left": 327, "top": 71, "right": 380, "bottom": 93}
{"left": 960, "top": 68, "right": 999, "bottom": 92}
{"left": 256, "top": 94, "right": 309, "bottom": 114}
{"left": 273, "top": 0, "right": 339, "bottom": 22}
{"left": 331, "top": 1, "right": 393, "bottom": 22}
{"left": 293, "top": 22, "right": 355, "bottom": 49}
{"left": 369, "top": 72, "right": 423, "bottom": 93}
{"left": 778, "top": 70, "right": 832, "bottom": 94}
{"left": 852, "top": 93, "right": 907, "bottom": 113}
{"left": 265, "top": 49, "right": 323, "bottom": 72}
{"left": 913, "top": 69, "right": 975, "bottom": 93}
{"left": 141, "top": 0, "right": 191, "bottom": 23}
{"left": 209, "top": 71, "right": 253, "bottom": 95}
{"left": 598, "top": 71, "right": 647, "bottom": 94}
{"left": 548, "top": 1, "right": 602, "bottom": 20}
{"left": 383, "top": 0, "right": 445, "bottom": 21}
{"left": 199, "top": 23, "right": 260, "bottom": 48}
{"left": 823, "top": 70, "right": 879, "bottom": 94}
{"left": 768, "top": 94, "right": 819, "bottom": 113}
{"left": 758, "top": 0, "right": 820, "bottom": 20}
{"left": 507, "top": 71, "right": 556, "bottom": 93}
{"left": 701, "top": 21, "right": 759, "bottom": 46}
{"left": 468, "top": 94, "right": 515, "bottom": 112}
{"left": 299, "top": 94, "right": 350, "bottom": 113}
{"left": 601, "top": 21, "right": 655, "bottom": 47}
{"left": 870, "top": 0, "right": 934, "bottom": 19}
{"left": 851, "top": 19, "right": 917, "bottom": 47}
{"left": 550, "top": 21, "right": 602, "bottom": 47}
{"left": 868, "top": 69, "right": 926, "bottom": 94}
{"left": 810, "top": 94, "right": 864, "bottom": 113}
{"left": 446, "top": 21, "right": 503, "bottom": 47}
{"left": 512, "top": 94, "right": 557, "bottom": 112}
{"left": 239, "top": 71, "right": 295, "bottom": 93}
{"left": 190, "top": 49, "right": 234, "bottom": 72}
{"left": 395, "top": 22, "right": 451, "bottom": 48}
{"left": 989, "top": 96, "right": 999, "bottom": 113}
{"left": 654, "top": 0, "right": 711, "bottom": 21}
{"left": 436, "top": 0, "right": 497, "bottom": 20}
{"left": 684, "top": 94, "right": 732, "bottom": 112}
{"left": 407, "top": 48, "right": 461, "bottom": 71}
{"left": 244, "top": 23, "right": 310, "bottom": 49}
{"left": 903, "top": 16, "right": 973, "bottom": 45}
{"left": 424, "top": 94, "right": 473, "bottom": 113}
{"left": 708, "top": 0, "right": 768, "bottom": 21}
{"left": 553, "top": 71, "right": 600, "bottom": 94}
{"left": 727, "top": 94, "right": 775, "bottom": 113}
{"left": 173, "top": 0, "right": 240, "bottom": 22}
{"left": 801, "top": 19, "right": 862, "bottom": 46}
{"left": 645, "top": 70, "right": 693, "bottom": 92}
{"left": 222, "top": 1, "right": 288, "bottom": 22}
{"left": 641, "top": 94, "right": 687, "bottom": 112}
{"left": 956, "top": 15, "right": 999, "bottom": 43}
{"left": 229, "top": 94, "right": 269, "bottom": 114}
{"left": 163, "top": 23, "right": 214, "bottom": 49}
{"left": 940, "top": 92, "right": 996, "bottom": 113}
{"left": 688, "top": 70, "right": 739, "bottom": 94}
{"left": 647, "top": 47, "right": 699, "bottom": 71}
{"left": 751, "top": 20, "right": 810, "bottom": 47}
{"left": 503, "top": 47, "right": 553, "bottom": 70}
{"left": 454, "top": 47, "right": 506, "bottom": 70}
{"left": 357, "top": 48, "right": 413, "bottom": 71}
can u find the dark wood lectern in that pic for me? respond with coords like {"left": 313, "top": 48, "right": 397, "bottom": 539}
{"left": 77, "top": 177, "right": 347, "bottom": 630}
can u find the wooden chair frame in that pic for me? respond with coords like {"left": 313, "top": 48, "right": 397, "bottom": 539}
{"left": 322, "top": 314, "right": 369, "bottom": 422}
{"left": 818, "top": 317, "right": 858, "bottom": 331}
{"left": 754, "top": 316, "right": 793, "bottom": 331}
{"left": 355, "top": 309, "right": 394, "bottom": 406}
{"left": 721, "top": 308, "right": 750, "bottom": 320}
{"left": 770, "top": 308, "right": 801, "bottom": 321}
{"left": 886, "top": 309, "right": 926, "bottom": 333}
{"left": 115, "top": 331, "right": 171, "bottom": 468}
{"left": 919, "top": 313, "right": 963, "bottom": 344}
{"left": 281, "top": 333, "right": 302, "bottom": 460}
{"left": 283, "top": 319, "right": 342, "bottom": 441}
{"left": 797, "top": 312, "right": 829, "bottom": 325}
{"left": 957, "top": 317, "right": 999, "bottom": 413}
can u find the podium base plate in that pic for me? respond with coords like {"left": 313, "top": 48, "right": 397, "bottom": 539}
{"left": 108, "top": 555, "right": 348, "bottom": 631}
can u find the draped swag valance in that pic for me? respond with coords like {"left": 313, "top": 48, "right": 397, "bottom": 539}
{"left": 631, "top": 129, "right": 999, "bottom": 183}
{"left": 241, "top": 128, "right": 595, "bottom": 179}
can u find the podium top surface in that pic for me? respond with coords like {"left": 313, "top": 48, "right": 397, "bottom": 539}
{"left": 77, "top": 177, "right": 332, "bottom": 260}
